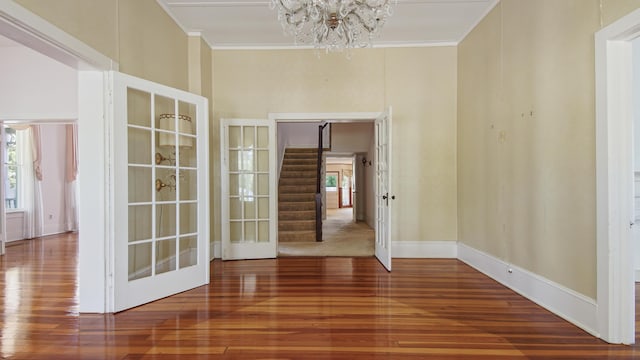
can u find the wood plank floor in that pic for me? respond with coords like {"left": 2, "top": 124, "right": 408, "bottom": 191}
{"left": 0, "top": 233, "right": 639, "bottom": 359}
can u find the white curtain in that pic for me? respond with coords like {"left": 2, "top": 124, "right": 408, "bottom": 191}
{"left": 11, "top": 125, "right": 43, "bottom": 239}
{"left": 64, "top": 124, "right": 78, "bottom": 232}
{"left": 29, "top": 125, "right": 44, "bottom": 238}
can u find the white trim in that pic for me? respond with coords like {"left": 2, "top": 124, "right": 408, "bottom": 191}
{"left": 188, "top": 31, "right": 216, "bottom": 49}
{"left": 457, "top": 0, "right": 499, "bottom": 44}
{"left": 0, "top": 0, "right": 116, "bottom": 71}
{"left": 210, "top": 41, "right": 458, "bottom": 50}
{"left": 212, "top": 240, "right": 221, "bottom": 259}
{"left": 636, "top": 270, "right": 640, "bottom": 282}
{"left": 271, "top": 112, "right": 380, "bottom": 122}
{"left": 392, "top": 240, "right": 457, "bottom": 258}
{"left": 0, "top": 114, "right": 77, "bottom": 122}
{"left": 458, "top": 243, "right": 599, "bottom": 338}
{"left": 595, "top": 8, "right": 640, "bottom": 344}
{"left": 78, "top": 71, "right": 110, "bottom": 313}
{"left": 155, "top": 0, "right": 192, "bottom": 35}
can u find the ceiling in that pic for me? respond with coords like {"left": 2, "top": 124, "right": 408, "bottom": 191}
{"left": 157, "top": 0, "right": 498, "bottom": 49}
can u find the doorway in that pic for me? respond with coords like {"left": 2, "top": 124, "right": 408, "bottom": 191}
{"left": 269, "top": 112, "right": 390, "bottom": 264}
{"left": 595, "top": 8, "right": 640, "bottom": 344}
{"left": 275, "top": 118, "right": 375, "bottom": 257}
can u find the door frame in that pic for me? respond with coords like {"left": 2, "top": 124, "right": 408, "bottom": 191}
{"left": 0, "top": 1, "right": 117, "bottom": 312}
{"left": 595, "top": 8, "right": 640, "bottom": 344}
{"left": 270, "top": 111, "right": 384, "bottom": 242}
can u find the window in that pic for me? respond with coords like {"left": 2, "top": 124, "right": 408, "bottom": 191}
{"left": 325, "top": 173, "right": 338, "bottom": 192}
{"left": 4, "top": 128, "right": 19, "bottom": 209}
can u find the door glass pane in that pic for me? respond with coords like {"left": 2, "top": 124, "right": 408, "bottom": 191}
{"left": 156, "top": 204, "right": 176, "bottom": 238}
{"left": 127, "top": 88, "right": 151, "bottom": 127}
{"left": 229, "top": 175, "right": 240, "bottom": 196}
{"left": 129, "top": 205, "right": 152, "bottom": 242}
{"left": 240, "top": 150, "right": 254, "bottom": 171}
{"left": 156, "top": 168, "right": 177, "bottom": 202}
{"left": 230, "top": 197, "right": 242, "bottom": 220}
{"left": 257, "top": 150, "right": 269, "bottom": 172}
{"left": 179, "top": 236, "right": 198, "bottom": 268}
{"left": 243, "top": 126, "right": 255, "bottom": 148}
{"left": 244, "top": 199, "right": 256, "bottom": 219}
{"left": 229, "top": 150, "right": 240, "bottom": 172}
{"left": 180, "top": 203, "right": 197, "bottom": 234}
{"left": 178, "top": 101, "right": 196, "bottom": 133}
{"left": 129, "top": 242, "right": 152, "bottom": 281}
{"left": 128, "top": 167, "right": 152, "bottom": 203}
{"left": 156, "top": 239, "right": 176, "bottom": 275}
{"left": 244, "top": 222, "right": 256, "bottom": 242}
{"left": 179, "top": 169, "right": 197, "bottom": 201}
{"left": 128, "top": 128, "right": 151, "bottom": 164}
{"left": 258, "top": 221, "right": 269, "bottom": 242}
{"left": 230, "top": 222, "right": 242, "bottom": 243}
{"left": 240, "top": 174, "right": 254, "bottom": 200}
{"left": 257, "top": 174, "right": 269, "bottom": 196}
{"left": 154, "top": 95, "right": 175, "bottom": 128}
{"left": 229, "top": 126, "right": 241, "bottom": 148}
{"left": 257, "top": 127, "right": 268, "bottom": 148}
{"left": 258, "top": 198, "right": 269, "bottom": 219}
{"left": 179, "top": 136, "right": 197, "bottom": 168}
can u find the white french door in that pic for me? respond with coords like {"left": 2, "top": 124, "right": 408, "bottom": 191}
{"left": 0, "top": 125, "right": 6, "bottom": 256}
{"left": 112, "top": 71, "right": 209, "bottom": 312}
{"left": 220, "top": 119, "right": 277, "bottom": 260}
{"left": 375, "top": 108, "right": 393, "bottom": 271}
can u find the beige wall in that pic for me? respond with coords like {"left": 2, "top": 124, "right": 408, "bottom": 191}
{"left": 16, "top": 0, "right": 188, "bottom": 90}
{"left": 457, "top": 0, "right": 640, "bottom": 300}
{"left": 213, "top": 47, "right": 458, "bottom": 243}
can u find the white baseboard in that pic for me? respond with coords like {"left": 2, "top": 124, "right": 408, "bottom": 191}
{"left": 392, "top": 240, "right": 457, "bottom": 258}
{"left": 458, "top": 243, "right": 598, "bottom": 337}
{"left": 635, "top": 269, "right": 640, "bottom": 282}
{"left": 211, "top": 241, "right": 221, "bottom": 259}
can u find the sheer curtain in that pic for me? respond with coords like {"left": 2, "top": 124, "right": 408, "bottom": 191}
{"left": 29, "top": 125, "right": 44, "bottom": 238}
{"left": 64, "top": 124, "right": 78, "bottom": 232}
{"left": 12, "top": 125, "right": 42, "bottom": 239}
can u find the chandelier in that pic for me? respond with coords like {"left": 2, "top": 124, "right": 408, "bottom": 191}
{"left": 270, "top": 0, "right": 396, "bottom": 52}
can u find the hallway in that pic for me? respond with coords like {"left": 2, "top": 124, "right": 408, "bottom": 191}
{"left": 278, "top": 208, "right": 374, "bottom": 257}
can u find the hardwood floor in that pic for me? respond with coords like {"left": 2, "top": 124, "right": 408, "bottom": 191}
{"left": 0, "top": 233, "right": 639, "bottom": 359}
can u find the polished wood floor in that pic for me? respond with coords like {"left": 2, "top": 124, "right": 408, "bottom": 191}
{"left": 0, "top": 233, "right": 639, "bottom": 359}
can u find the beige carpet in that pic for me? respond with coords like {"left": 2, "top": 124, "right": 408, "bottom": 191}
{"left": 278, "top": 208, "right": 374, "bottom": 257}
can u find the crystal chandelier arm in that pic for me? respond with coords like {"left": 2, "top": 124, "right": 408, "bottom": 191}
{"left": 343, "top": 10, "right": 379, "bottom": 33}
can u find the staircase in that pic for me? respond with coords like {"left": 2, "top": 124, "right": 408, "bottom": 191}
{"left": 278, "top": 148, "right": 317, "bottom": 242}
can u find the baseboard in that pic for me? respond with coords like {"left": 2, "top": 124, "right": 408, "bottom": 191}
{"left": 42, "top": 224, "right": 67, "bottom": 237}
{"left": 457, "top": 243, "right": 598, "bottom": 337}
{"left": 392, "top": 240, "right": 457, "bottom": 258}
{"left": 212, "top": 241, "right": 221, "bottom": 259}
{"left": 635, "top": 269, "right": 640, "bottom": 282}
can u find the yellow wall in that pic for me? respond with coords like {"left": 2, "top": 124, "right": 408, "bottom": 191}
{"left": 602, "top": 0, "right": 640, "bottom": 25}
{"left": 16, "top": 0, "right": 188, "bottom": 90}
{"left": 213, "top": 47, "right": 459, "bottom": 242}
{"left": 457, "top": 0, "right": 640, "bottom": 299}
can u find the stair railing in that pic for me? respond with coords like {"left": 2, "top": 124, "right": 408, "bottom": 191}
{"left": 316, "top": 122, "right": 329, "bottom": 242}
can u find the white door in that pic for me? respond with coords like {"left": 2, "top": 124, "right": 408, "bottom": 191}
{"left": 221, "top": 119, "right": 277, "bottom": 260}
{"left": 375, "top": 108, "right": 393, "bottom": 271}
{"left": 0, "top": 125, "right": 6, "bottom": 256}
{"left": 112, "top": 72, "right": 209, "bottom": 312}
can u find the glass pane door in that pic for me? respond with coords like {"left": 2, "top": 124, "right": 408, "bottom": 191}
{"left": 375, "top": 109, "right": 392, "bottom": 271}
{"left": 222, "top": 119, "right": 276, "bottom": 260}
{"left": 113, "top": 72, "right": 209, "bottom": 312}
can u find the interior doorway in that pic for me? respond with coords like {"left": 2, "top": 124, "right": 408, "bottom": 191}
{"left": 595, "top": 8, "right": 640, "bottom": 344}
{"left": 274, "top": 114, "right": 380, "bottom": 258}
{"left": 326, "top": 156, "right": 355, "bottom": 222}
